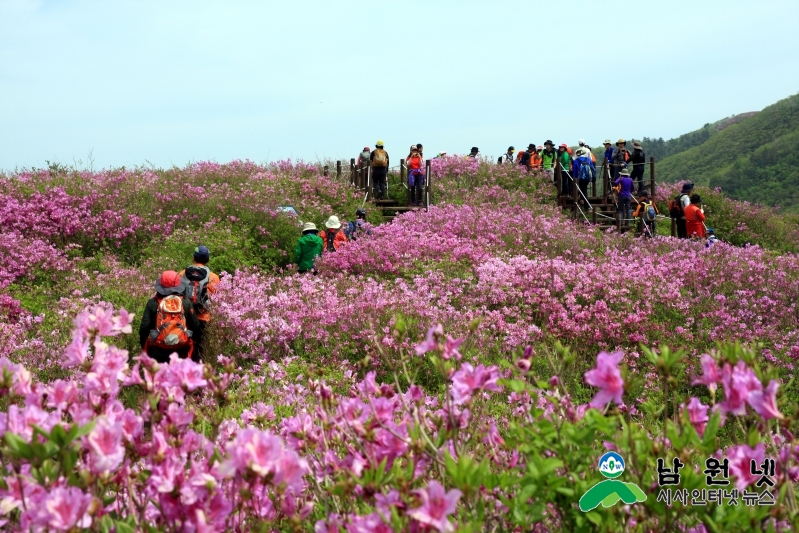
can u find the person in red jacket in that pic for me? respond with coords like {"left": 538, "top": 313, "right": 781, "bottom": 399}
{"left": 407, "top": 146, "right": 425, "bottom": 205}
{"left": 319, "top": 216, "right": 348, "bottom": 252}
{"left": 684, "top": 194, "right": 706, "bottom": 238}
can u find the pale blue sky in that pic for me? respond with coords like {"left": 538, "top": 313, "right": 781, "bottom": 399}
{"left": 1, "top": 0, "right": 798, "bottom": 169}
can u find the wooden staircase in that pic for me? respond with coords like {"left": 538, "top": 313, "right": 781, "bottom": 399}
{"left": 374, "top": 199, "right": 425, "bottom": 222}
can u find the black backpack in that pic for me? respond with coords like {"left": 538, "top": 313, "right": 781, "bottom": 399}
{"left": 668, "top": 194, "right": 686, "bottom": 218}
{"left": 325, "top": 231, "right": 337, "bottom": 252}
{"left": 183, "top": 265, "right": 211, "bottom": 311}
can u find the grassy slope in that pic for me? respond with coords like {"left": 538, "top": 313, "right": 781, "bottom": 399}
{"left": 656, "top": 92, "right": 799, "bottom": 211}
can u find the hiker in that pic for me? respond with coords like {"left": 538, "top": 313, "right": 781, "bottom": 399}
{"left": 416, "top": 143, "right": 424, "bottom": 159}
{"left": 519, "top": 144, "right": 534, "bottom": 170}
{"left": 630, "top": 141, "right": 647, "bottom": 194}
{"left": 684, "top": 194, "right": 706, "bottom": 238}
{"left": 407, "top": 146, "right": 425, "bottom": 205}
{"left": 320, "top": 216, "right": 348, "bottom": 252}
{"left": 178, "top": 246, "right": 220, "bottom": 361}
{"left": 370, "top": 140, "right": 389, "bottom": 200}
{"left": 572, "top": 148, "right": 596, "bottom": 207}
{"left": 295, "top": 222, "right": 324, "bottom": 274}
{"left": 558, "top": 143, "right": 572, "bottom": 196}
{"left": 139, "top": 271, "right": 200, "bottom": 363}
{"left": 632, "top": 191, "right": 659, "bottom": 237}
{"left": 532, "top": 146, "right": 543, "bottom": 169}
{"left": 345, "top": 208, "right": 370, "bottom": 241}
{"left": 705, "top": 228, "right": 718, "bottom": 248}
{"left": 584, "top": 144, "right": 596, "bottom": 164}
{"left": 541, "top": 140, "right": 557, "bottom": 182}
{"left": 358, "top": 146, "right": 371, "bottom": 168}
{"left": 669, "top": 182, "right": 694, "bottom": 239}
{"left": 467, "top": 147, "right": 479, "bottom": 159}
{"left": 613, "top": 168, "right": 635, "bottom": 232}
{"left": 602, "top": 139, "right": 614, "bottom": 187}
{"left": 612, "top": 139, "right": 631, "bottom": 180}
{"left": 499, "top": 146, "right": 515, "bottom": 165}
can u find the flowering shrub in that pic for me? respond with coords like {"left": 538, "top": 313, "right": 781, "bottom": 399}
{"left": 1, "top": 308, "right": 797, "bottom": 531}
{"left": 2, "top": 157, "right": 799, "bottom": 530}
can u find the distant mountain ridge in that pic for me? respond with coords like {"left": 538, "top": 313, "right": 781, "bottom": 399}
{"left": 648, "top": 93, "right": 799, "bottom": 211}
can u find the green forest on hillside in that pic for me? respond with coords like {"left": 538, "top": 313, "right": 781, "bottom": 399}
{"left": 651, "top": 93, "right": 799, "bottom": 211}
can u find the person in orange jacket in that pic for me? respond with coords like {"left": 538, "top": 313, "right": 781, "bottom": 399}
{"left": 319, "top": 216, "right": 348, "bottom": 252}
{"left": 179, "top": 245, "right": 220, "bottom": 361}
{"left": 684, "top": 194, "right": 707, "bottom": 238}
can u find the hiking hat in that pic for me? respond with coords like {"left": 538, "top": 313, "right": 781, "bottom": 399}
{"left": 302, "top": 222, "right": 318, "bottom": 233}
{"left": 690, "top": 194, "right": 702, "bottom": 204}
{"left": 559, "top": 143, "right": 568, "bottom": 149}
{"left": 579, "top": 138, "right": 586, "bottom": 146}
{"left": 410, "top": 145, "right": 416, "bottom": 151}
{"left": 155, "top": 270, "right": 188, "bottom": 296}
{"left": 363, "top": 146, "right": 370, "bottom": 151}
{"left": 508, "top": 146, "right": 516, "bottom": 152}
{"left": 707, "top": 228, "right": 715, "bottom": 235}
{"left": 633, "top": 141, "right": 642, "bottom": 149}
{"left": 194, "top": 245, "right": 210, "bottom": 263}
{"left": 681, "top": 182, "right": 695, "bottom": 192}
{"left": 619, "top": 168, "right": 631, "bottom": 176}
{"left": 617, "top": 138, "right": 626, "bottom": 145}
{"left": 575, "top": 148, "right": 585, "bottom": 157}
{"left": 544, "top": 140, "right": 554, "bottom": 146}
{"left": 355, "top": 208, "right": 367, "bottom": 218}
{"left": 325, "top": 216, "right": 342, "bottom": 229}
{"left": 376, "top": 140, "right": 384, "bottom": 147}
{"left": 471, "top": 146, "right": 479, "bottom": 152}
{"left": 527, "top": 144, "right": 535, "bottom": 150}
{"left": 537, "top": 145, "right": 543, "bottom": 150}
{"left": 603, "top": 139, "right": 612, "bottom": 145}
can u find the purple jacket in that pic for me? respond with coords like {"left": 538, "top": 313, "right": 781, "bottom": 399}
{"left": 613, "top": 176, "right": 634, "bottom": 198}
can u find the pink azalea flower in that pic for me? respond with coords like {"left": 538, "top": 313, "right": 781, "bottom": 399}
{"left": 727, "top": 443, "right": 766, "bottom": 492}
{"left": 584, "top": 351, "right": 625, "bottom": 408}
{"left": 442, "top": 336, "right": 463, "bottom": 361}
{"left": 38, "top": 486, "right": 93, "bottom": 531}
{"left": 167, "top": 354, "right": 208, "bottom": 391}
{"left": 450, "top": 363, "right": 501, "bottom": 405}
{"left": 683, "top": 397, "right": 709, "bottom": 436}
{"left": 415, "top": 324, "right": 443, "bottom": 356}
{"left": 408, "top": 480, "right": 462, "bottom": 533}
{"left": 747, "top": 380, "right": 784, "bottom": 420}
{"left": 719, "top": 361, "right": 761, "bottom": 416}
{"left": 86, "top": 416, "right": 125, "bottom": 473}
{"left": 691, "top": 354, "right": 722, "bottom": 392}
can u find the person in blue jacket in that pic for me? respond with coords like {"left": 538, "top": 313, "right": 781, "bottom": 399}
{"left": 572, "top": 148, "right": 596, "bottom": 208}
{"left": 603, "top": 139, "right": 614, "bottom": 193}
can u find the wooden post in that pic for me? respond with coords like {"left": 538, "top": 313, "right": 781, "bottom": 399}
{"left": 400, "top": 159, "right": 410, "bottom": 206}
{"left": 350, "top": 158, "right": 356, "bottom": 187}
{"left": 323, "top": 165, "right": 329, "bottom": 177}
{"left": 592, "top": 206, "right": 597, "bottom": 225}
{"left": 336, "top": 160, "right": 341, "bottom": 180}
{"left": 424, "top": 159, "right": 431, "bottom": 211}
{"left": 591, "top": 169, "right": 596, "bottom": 198}
{"left": 649, "top": 156, "right": 656, "bottom": 198}
{"left": 616, "top": 211, "right": 621, "bottom": 233}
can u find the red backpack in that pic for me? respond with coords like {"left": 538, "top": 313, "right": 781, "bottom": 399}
{"left": 150, "top": 295, "right": 192, "bottom": 352}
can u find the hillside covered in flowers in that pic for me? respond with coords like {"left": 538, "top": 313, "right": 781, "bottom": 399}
{"left": 1, "top": 158, "right": 798, "bottom": 532}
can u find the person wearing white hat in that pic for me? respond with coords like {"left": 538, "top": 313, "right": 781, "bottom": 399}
{"left": 319, "top": 216, "right": 348, "bottom": 253}
{"left": 295, "top": 222, "right": 324, "bottom": 274}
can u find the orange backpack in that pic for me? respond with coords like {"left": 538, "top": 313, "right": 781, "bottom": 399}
{"left": 150, "top": 295, "right": 192, "bottom": 351}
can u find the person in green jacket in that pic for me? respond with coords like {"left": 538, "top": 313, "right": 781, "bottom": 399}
{"left": 541, "top": 140, "right": 557, "bottom": 183}
{"left": 557, "top": 143, "right": 572, "bottom": 196}
{"left": 295, "top": 222, "right": 324, "bottom": 274}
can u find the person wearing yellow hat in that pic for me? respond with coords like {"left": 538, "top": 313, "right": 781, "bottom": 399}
{"left": 370, "top": 140, "right": 389, "bottom": 199}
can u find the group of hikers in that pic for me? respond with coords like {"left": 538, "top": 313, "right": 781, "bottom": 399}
{"left": 138, "top": 246, "right": 220, "bottom": 364}
{"left": 295, "top": 209, "right": 370, "bottom": 274}
{"left": 140, "top": 141, "right": 718, "bottom": 366}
